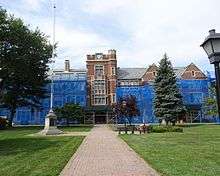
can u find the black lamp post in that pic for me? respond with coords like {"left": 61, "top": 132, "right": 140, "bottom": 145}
{"left": 201, "top": 29, "right": 220, "bottom": 122}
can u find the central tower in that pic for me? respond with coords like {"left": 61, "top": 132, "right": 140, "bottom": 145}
{"left": 86, "top": 49, "right": 117, "bottom": 106}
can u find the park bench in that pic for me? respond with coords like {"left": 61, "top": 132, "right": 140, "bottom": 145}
{"left": 137, "top": 124, "right": 150, "bottom": 134}
{"left": 117, "top": 124, "right": 150, "bottom": 134}
{"left": 117, "top": 125, "right": 136, "bottom": 134}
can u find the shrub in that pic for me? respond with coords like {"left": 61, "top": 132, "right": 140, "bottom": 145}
{"left": 0, "top": 117, "right": 7, "bottom": 129}
{"left": 149, "top": 125, "right": 183, "bottom": 133}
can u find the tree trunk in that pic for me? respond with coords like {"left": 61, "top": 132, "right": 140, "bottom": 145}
{"left": 9, "top": 108, "right": 16, "bottom": 127}
{"left": 66, "top": 118, "right": 69, "bottom": 126}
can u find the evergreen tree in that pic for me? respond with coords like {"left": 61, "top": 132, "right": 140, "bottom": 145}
{"left": 154, "top": 54, "right": 185, "bottom": 125}
{"left": 0, "top": 8, "right": 53, "bottom": 126}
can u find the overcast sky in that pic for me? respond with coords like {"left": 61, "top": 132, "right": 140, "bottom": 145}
{"left": 1, "top": 0, "right": 220, "bottom": 71}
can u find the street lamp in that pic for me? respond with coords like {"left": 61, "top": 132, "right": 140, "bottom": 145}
{"left": 201, "top": 29, "right": 220, "bottom": 122}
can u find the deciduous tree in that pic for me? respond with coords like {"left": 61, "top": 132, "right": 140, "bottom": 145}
{"left": 0, "top": 8, "right": 53, "bottom": 126}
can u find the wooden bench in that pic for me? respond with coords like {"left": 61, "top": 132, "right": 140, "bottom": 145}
{"left": 117, "top": 125, "right": 136, "bottom": 134}
{"left": 137, "top": 124, "right": 150, "bottom": 134}
{"left": 117, "top": 124, "right": 150, "bottom": 134}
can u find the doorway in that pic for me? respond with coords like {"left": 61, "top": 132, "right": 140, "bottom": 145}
{"left": 95, "top": 114, "right": 106, "bottom": 124}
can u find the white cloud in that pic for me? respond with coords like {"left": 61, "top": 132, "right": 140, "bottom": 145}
{"left": 3, "top": 0, "right": 220, "bottom": 71}
{"left": 38, "top": 20, "right": 112, "bottom": 69}
{"left": 82, "top": 0, "right": 133, "bottom": 14}
{"left": 82, "top": 0, "right": 220, "bottom": 70}
{"left": 21, "top": 0, "right": 46, "bottom": 11}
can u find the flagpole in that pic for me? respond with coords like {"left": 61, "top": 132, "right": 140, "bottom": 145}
{"left": 50, "top": 0, "right": 56, "bottom": 111}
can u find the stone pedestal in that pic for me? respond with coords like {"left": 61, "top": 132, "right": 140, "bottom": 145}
{"left": 39, "top": 109, "right": 63, "bottom": 135}
{"left": 161, "top": 119, "right": 166, "bottom": 125}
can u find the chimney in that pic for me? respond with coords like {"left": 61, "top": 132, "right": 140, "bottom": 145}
{"left": 64, "top": 60, "right": 70, "bottom": 72}
{"left": 209, "top": 29, "right": 216, "bottom": 35}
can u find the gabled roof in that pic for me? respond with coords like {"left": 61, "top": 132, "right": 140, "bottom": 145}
{"left": 181, "top": 63, "right": 207, "bottom": 79}
{"left": 118, "top": 66, "right": 186, "bottom": 80}
{"left": 118, "top": 68, "right": 147, "bottom": 80}
{"left": 173, "top": 67, "right": 185, "bottom": 79}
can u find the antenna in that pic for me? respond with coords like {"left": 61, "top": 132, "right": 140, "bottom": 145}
{"left": 50, "top": 0, "right": 56, "bottom": 110}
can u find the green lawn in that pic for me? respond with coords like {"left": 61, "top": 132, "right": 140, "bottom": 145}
{"left": 0, "top": 126, "right": 92, "bottom": 176}
{"left": 120, "top": 124, "right": 220, "bottom": 176}
{"left": 60, "top": 125, "right": 93, "bottom": 132}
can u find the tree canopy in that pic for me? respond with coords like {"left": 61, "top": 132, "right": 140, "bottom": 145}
{"left": 54, "top": 103, "right": 84, "bottom": 125}
{"left": 115, "top": 95, "right": 139, "bottom": 126}
{"left": 153, "top": 54, "right": 185, "bottom": 125}
{"left": 203, "top": 84, "right": 218, "bottom": 118}
{"left": 0, "top": 8, "right": 53, "bottom": 126}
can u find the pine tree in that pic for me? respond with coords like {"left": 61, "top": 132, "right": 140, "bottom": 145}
{"left": 154, "top": 54, "right": 185, "bottom": 125}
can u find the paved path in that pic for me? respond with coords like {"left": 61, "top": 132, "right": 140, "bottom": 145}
{"left": 60, "top": 125, "right": 159, "bottom": 176}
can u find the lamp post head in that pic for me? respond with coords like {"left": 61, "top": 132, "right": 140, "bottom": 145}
{"left": 201, "top": 29, "right": 220, "bottom": 64}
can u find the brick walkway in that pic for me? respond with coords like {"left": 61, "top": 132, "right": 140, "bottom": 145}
{"left": 60, "top": 125, "right": 159, "bottom": 176}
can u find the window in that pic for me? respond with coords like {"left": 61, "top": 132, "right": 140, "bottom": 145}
{"left": 153, "top": 72, "right": 156, "bottom": 76}
{"left": 94, "top": 96, "right": 106, "bottom": 105}
{"left": 192, "top": 71, "right": 195, "bottom": 77}
{"left": 95, "top": 65, "right": 104, "bottom": 75}
{"left": 93, "top": 80, "right": 105, "bottom": 95}
{"left": 112, "top": 67, "right": 116, "bottom": 75}
{"left": 112, "top": 94, "right": 116, "bottom": 103}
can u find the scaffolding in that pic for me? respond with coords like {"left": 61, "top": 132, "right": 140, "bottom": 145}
{"left": 116, "top": 84, "right": 156, "bottom": 124}
{"left": 116, "top": 79, "right": 211, "bottom": 124}
{"left": 0, "top": 73, "right": 87, "bottom": 125}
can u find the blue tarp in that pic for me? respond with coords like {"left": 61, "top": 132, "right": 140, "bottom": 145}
{"left": 116, "top": 79, "right": 210, "bottom": 124}
{"left": 116, "top": 84, "right": 156, "bottom": 124}
{"left": 0, "top": 75, "right": 87, "bottom": 125}
{"left": 0, "top": 76, "right": 213, "bottom": 124}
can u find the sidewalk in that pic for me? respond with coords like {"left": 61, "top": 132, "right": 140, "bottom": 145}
{"left": 60, "top": 125, "right": 159, "bottom": 176}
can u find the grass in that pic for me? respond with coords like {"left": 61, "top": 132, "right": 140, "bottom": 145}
{"left": 59, "top": 125, "right": 93, "bottom": 132}
{"left": 0, "top": 125, "right": 93, "bottom": 176}
{"left": 120, "top": 124, "right": 220, "bottom": 176}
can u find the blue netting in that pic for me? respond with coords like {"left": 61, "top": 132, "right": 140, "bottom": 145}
{"left": 116, "top": 80, "right": 210, "bottom": 124}
{"left": 178, "top": 79, "right": 209, "bottom": 105}
{"left": 0, "top": 75, "right": 87, "bottom": 125}
{"left": 0, "top": 77, "right": 212, "bottom": 125}
{"left": 116, "top": 84, "right": 156, "bottom": 124}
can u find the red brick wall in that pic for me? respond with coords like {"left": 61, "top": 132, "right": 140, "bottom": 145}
{"left": 181, "top": 63, "right": 207, "bottom": 80}
{"left": 86, "top": 50, "right": 117, "bottom": 106}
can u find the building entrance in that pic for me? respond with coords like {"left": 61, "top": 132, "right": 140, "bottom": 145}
{"left": 84, "top": 105, "right": 115, "bottom": 124}
{"left": 95, "top": 114, "right": 106, "bottom": 124}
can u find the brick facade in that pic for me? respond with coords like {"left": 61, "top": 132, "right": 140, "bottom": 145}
{"left": 142, "top": 63, "right": 158, "bottom": 82}
{"left": 86, "top": 50, "right": 117, "bottom": 106}
{"left": 181, "top": 63, "right": 207, "bottom": 80}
